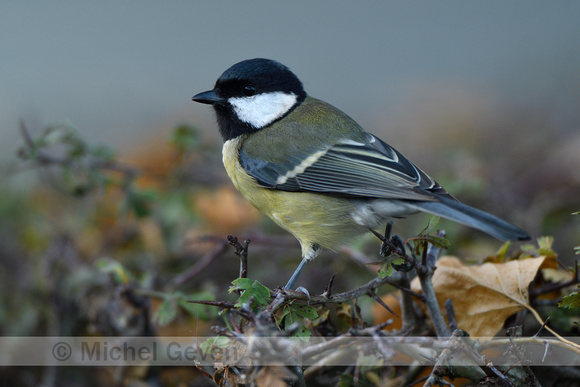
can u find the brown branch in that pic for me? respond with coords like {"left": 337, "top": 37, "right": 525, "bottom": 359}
{"left": 265, "top": 291, "right": 288, "bottom": 315}
{"left": 423, "top": 330, "right": 486, "bottom": 386}
{"left": 367, "top": 288, "right": 398, "bottom": 317}
{"left": 398, "top": 271, "right": 418, "bottom": 331}
{"left": 444, "top": 299, "right": 457, "bottom": 332}
{"left": 417, "top": 230, "right": 451, "bottom": 338}
{"left": 506, "top": 329, "right": 542, "bottom": 386}
{"left": 227, "top": 235, "right": 250, "bottom": 279}
{"left": 278, "top": 272, "right": 422, "bottom": 305}
{"left": 188, "top": 300, "right": 236, "bottom": 308}
{"left": 321, "top": 273, "right": 336, "bottom": 298}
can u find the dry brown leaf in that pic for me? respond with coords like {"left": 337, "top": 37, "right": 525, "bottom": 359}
{"left": 411, "top": 255, "right": 557, "bottom": 337}
{"left": 255, "top": 366, "right": 296, "bottom": 387}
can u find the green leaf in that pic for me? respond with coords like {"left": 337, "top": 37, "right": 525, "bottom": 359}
{"left": 338, "top": 373, "right": 355, "bottom": 387}
{"left": 283, "top": 310, "right": 311, "bottom": 341}
{"left": 293, "top": 325, "right": 312, "bottom": 341}
{"left": 231, "top": 279, "right": 271, "bottom": 308}
{"left": 274, "top": 304, "right": 292, "bottom": 325}
{"left": 421, "top": 215, "right": 440, "bottom": 235}
{"left": 409, "top": 233, "right": 450, "bottom": 257}
{"left": 277, "top": 304, "right": 316, "bottom": 341}
{"left": 96, "top": 259, "right": 130, "bottom": 284}
{"left": 519, "top": 243, "right": 540, "bottom": 259}
{"left": 378, "top": 261, "right": 393, "bottom": 278}
{"left": 154, "top": 297, "right": 178, "bottom": 326}
{"left": 419, "top": 234, "right": 451, "bottom": 250}
{"left": 291, "top": 304, "right": 318, "bottom": 320}
{"left": 200, "top": 336, "right": 231, "bottom": 355}
{"left": 229, "top": 278, "right": 254, "bottom": 292}
{"left": 558, "top": 289, "right": 580, "bottom": 309}
{"left": 496, "top": 241, "right": 511, "bottom": 262}
{"left": 537, "top": 236, "right": 555, "bottom": 256}
{"left": 125, "top": 188, "right": 157, "bottom": 218}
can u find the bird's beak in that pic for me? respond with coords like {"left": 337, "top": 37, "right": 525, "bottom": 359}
{"left": 192, "top": 89, "right": 224, "bottom": 105}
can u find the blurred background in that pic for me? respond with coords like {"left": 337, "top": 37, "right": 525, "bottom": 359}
{"left": 1, "top": 2, "right": 580, "bottom": 384}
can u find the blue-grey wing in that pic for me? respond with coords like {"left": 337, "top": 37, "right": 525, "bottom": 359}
{"left": 239, "top": 132, "right": 452, "bottom": 201}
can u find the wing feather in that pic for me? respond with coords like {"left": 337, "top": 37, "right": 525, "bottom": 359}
{"left": 239, "top": 132, "right": 452, "bottom": 201}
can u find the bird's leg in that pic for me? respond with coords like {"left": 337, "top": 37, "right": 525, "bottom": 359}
{"left": 284, "top": 258, "right": 308, "bottom": 289}
{"left": 380, "top": 223, "right": 414, "bottom": 272}
{"left": 284, "top": 244, "right": 321, "bottom": 290}
{"left": 379, "top": 223, "right": 405, "bottom": 257}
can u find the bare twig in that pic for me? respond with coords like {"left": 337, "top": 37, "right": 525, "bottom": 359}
{"left": 417, "top": 230, "right": 451, "bottom": 338}
{"left": 279, "top": 272, "right": 423, "bottom": 305}
{"left": 444, "top": 299, "right": 457, "bottom": 332}
{"left": 187, "top": 270, "right": 421, "bottom": 315}
{"left": 481, "top": 359, "right": 514, "bottom": 387}
{"left": 532, "top": 317, "right": 550, "bottom": 338}
{"left": 398, "top": 271, "right": 418, "bottom": 331}
{"left": 367, "top": 288, "right": 398, "bottom": 317}
{"left": 419, "top": 273, "right": 449, "bottom": 339}
{"left": 265, "top": 290, "right": 288, "bottom": 315}
{"left": 188, "top": 300, "right": 236, "bottom": 308}
{"left": 423, "top": 330, "right": 486, "bottom": 386}
{"left": 506, "top": 329, "right": 542, "bottom": 386}
{"left": 227, "top": 235, "right": 250, "bottom": 279}
{"left": 481, "top": 335, "right": 580, "bottom": 358}
{"left": 321, "top": 273, "right": 336, "bottom": 298}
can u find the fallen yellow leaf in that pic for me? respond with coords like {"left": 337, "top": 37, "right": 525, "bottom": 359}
{"left": 411, "top": 255, "right": 557, "bottom": 337}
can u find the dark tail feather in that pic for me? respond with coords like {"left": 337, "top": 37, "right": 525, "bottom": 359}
{"left": 409, "top": 198, "right": 530, "bottom": 241}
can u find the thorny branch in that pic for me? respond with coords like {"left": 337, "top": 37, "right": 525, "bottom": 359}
{"left": 416, "top": 230, "right": 451, "bottom": 338}
{"left": 14, "top": 119, "right": 580, "bottom": 387}
{"left": 187, "top": 229, "right": 580, "bottom": 387}
{"left": 423, "top": 330, "right": 486, "bottom": 386}
{"left": 275, "top": 274, "right": 425, "bottom": 305}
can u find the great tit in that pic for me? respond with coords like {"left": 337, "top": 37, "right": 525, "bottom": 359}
{"left": 192, "top": 58, "right": 530, "bottom": 289}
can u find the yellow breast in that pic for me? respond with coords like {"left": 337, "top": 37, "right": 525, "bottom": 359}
{"left": 222, "top": 138, "right": 365, "bottom": 258}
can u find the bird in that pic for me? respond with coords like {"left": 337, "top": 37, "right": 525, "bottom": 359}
{"left": 192, "top": 58, "right": 530, "bottom": 289}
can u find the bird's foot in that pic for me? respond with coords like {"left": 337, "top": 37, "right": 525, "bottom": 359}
{"left": 380, "top": 225, "right": 414, "bottom": 272}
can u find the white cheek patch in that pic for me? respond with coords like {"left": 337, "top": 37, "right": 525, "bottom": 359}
{"left": 228, "top": 92, "right": 297, "bottom": 129}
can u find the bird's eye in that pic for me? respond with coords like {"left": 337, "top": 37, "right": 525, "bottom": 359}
{"left": 242, "top": 84, "right": 256, "bottom": 96}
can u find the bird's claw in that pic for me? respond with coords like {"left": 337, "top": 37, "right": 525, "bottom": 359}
{"left": 295, "top": 286, "right": 311, "bottom": 304}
